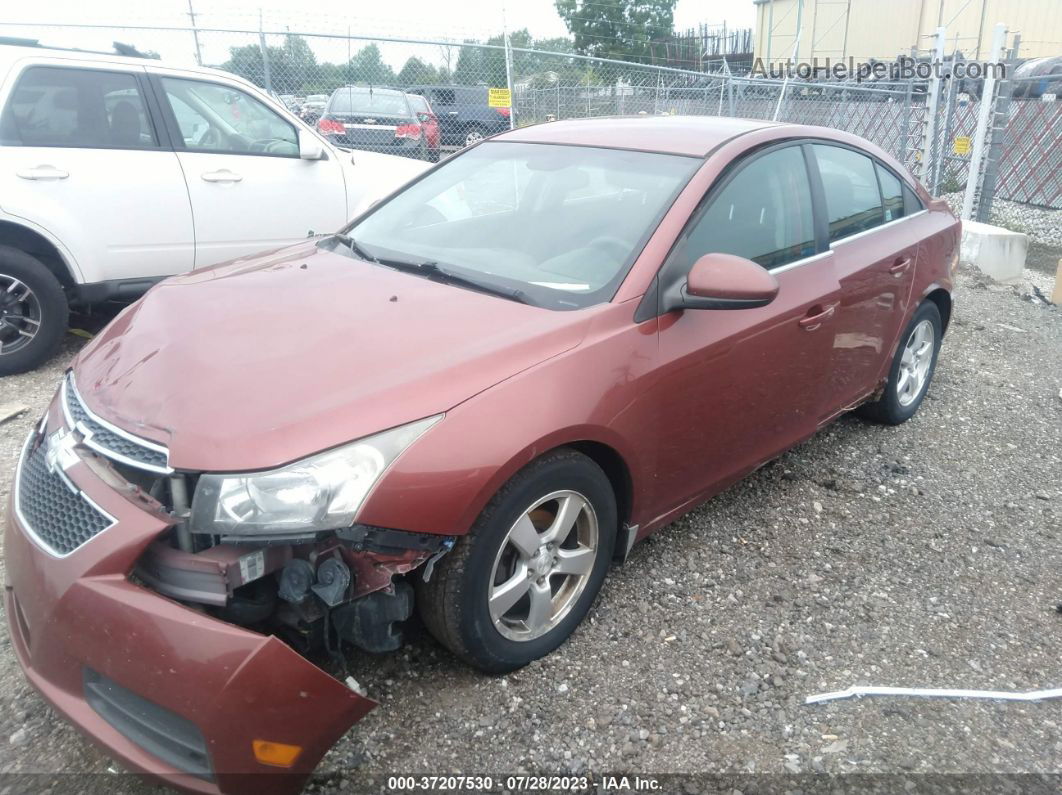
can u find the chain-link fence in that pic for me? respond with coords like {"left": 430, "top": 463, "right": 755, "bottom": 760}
{"left": 3, "top": 22, "right": 1059, "bottom": 211}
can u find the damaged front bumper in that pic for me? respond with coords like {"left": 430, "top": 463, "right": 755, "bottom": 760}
{"left": 3, "top": 408, "right": 389, "bottom": 795}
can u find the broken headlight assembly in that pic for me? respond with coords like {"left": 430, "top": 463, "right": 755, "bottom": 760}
{"left": 189, "top": 415, "right": 441, "bottom": 538}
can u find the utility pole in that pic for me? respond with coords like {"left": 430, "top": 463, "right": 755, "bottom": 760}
{"left": 501, "top": 2, "right": 516, "bottom": 129}
{"left": 961, "top": 23, "right": 1008, "bottom": 220}
{"left": 258, "top": 9, "right": 272, "bottom": 94}
{"left": 187, "top": 0, "right": 203, "bottom": 66}
{"left": 772, "top": 0, "right": 803, "bottom": 121}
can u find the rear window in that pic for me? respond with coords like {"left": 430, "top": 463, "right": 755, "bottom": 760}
{"left": 875, "top": 164, "right": 906, "bottom": 222}
{"left": 813, "top": 144, "right": 885, "bottom": 241}
{"left": 328, "top": 89, "right": 410, "bottom": 117}
{"left": 0, "top": 65, "right": 158, "bottom": 149}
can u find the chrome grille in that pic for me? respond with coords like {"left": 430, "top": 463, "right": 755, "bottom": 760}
{"left": 14, "top": 430, "right": 115, "bottom": 556}
{"left": 61, "top": 373, "right": 171, "bottom": 474}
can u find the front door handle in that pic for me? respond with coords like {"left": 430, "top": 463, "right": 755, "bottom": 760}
{"left": 201, "top": 169, "right": 243, "bottom": 183}
{"left": 17, "top": 165, "right": 69, "bottom": 181}
{"left": 798, "top": 303, "right": 836, "bottom": 331}
{"left": 889, "top": 256, "right": 912, "bottom": 276}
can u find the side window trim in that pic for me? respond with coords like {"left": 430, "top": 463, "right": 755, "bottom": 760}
{"left": 147, "top": 72, "right": 300, "bottom": 159}
{"left": 647, "top": 140, "right": 819, "bottom": 315}
{"left": 2, "top": 63, "right": 165, "bottom": 152}
{"left": 137, "top": 71, "right": 174, "bottom": 150}
{"left": 806, "top": 140, "right": 930, "bottom": 245}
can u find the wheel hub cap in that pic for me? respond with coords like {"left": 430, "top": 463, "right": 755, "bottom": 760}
{"left": 0, "top": 274, "right": 42, "bottom": 355}
{"left": 896, "top": 319, "right": 934, "bottom": 407}
{"left": 488, "top": 490, "right": 599, "bottom": 642}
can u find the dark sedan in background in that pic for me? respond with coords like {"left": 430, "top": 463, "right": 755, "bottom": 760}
{"left": 316, "top": 86, "right": 429, "bottom": 160}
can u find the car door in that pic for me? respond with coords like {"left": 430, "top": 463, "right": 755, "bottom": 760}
{"left": 150, "top": 72, "right": 347, "bottom": 268}
{"left": 809, "top": 144, "right": 917, "bottom": 411}
{"left": 0, "top": 61, "right": 193, "bottom": 282}
{"left": 648, "top": 144, "right": 842, "bottom": 514}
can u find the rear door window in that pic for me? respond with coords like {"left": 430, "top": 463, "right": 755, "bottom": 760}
{"left": 875, "top": 163, "right": 906, "bottom": 222}
{"left": 673, "top": 145, "right": 816, "bottom": 271}
{"left": 1, "top": 66, "right": 158, "bottom": 149}
{"left": 812, "top": 144, "right": 885, "bottom": 241}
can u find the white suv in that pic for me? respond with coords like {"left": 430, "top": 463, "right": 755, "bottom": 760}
{"left": 0, "top": 42, "right": 429, "bottom": 375}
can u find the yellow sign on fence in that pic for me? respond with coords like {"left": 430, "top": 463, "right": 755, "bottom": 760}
{"left": 953, "top": 136, "right": 971, "bottom": 155}
{"left": 488, "top": 88, "right": 512, "bottom": 108}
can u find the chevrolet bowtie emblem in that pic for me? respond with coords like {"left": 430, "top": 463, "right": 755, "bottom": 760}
{"left": 44, "top": 427, "right": 79, "bottom": 476}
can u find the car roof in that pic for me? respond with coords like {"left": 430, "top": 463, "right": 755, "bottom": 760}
{"left": 496, "top": 115, "right": 783, "bottom": 157}
{"left": 331, "top": 85, "right": 404, "bottom": 95}
{"left": 0, "top": 42, "right": 268, "bottom": 93}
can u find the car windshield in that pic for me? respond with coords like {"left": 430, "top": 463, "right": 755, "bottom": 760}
{"left": 346, "top": 142, "right": 698, "bottom": 310}
{"left": 329, "top": 89, "right": 409, "bottom": 116}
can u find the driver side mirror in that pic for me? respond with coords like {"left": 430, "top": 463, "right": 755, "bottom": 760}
{"left": 663, "top": 253, "right": 779, "bottom": 312}
{"left": 298, "top": 130, "right": 327, "bottom": 160}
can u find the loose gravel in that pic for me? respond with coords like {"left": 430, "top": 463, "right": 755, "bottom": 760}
{"left": 0, "top": 266, "right": 1059, "bottom": 794}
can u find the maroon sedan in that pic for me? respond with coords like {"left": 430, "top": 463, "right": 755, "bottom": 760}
{"left": 5, "top": 116, "right": 957, "bottom": 793}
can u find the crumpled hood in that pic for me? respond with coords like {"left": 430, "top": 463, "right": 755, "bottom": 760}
{"left": 73, "top": 242, "right": 591, "bottom": 471}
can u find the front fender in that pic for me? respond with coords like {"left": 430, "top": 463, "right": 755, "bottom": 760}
{"left": 356, "top": 303, "right": 658, "bottom": 535}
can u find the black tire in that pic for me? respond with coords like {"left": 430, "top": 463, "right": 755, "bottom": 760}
{"left": 417, "top": 448, "right": 616, "bottom": 673}
{"left": 858, "top": 300, "right": 942, "bottom": 425}
{"left": 0, "top": 245, "right": 68, "bottom": 377}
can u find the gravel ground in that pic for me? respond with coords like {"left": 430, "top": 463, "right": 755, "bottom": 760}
{"left": 0, "top": 266, "right": 1060, "bottom": 794}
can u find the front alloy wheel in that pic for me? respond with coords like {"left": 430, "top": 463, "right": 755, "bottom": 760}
{"left": 489, "top": 490, "right": 598, "bottom": 642}
{"left": 418, "top": 449, "right": 616, "bottom": 673}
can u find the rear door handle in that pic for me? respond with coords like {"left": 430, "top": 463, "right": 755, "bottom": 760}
{"left": 16, "top": 165, "right": 69, "bottom": 181}
{"left": 889, "top": 256, "right": 912, "bottom": 276}
{"left": 798, "top": 303, "right": 836, "bottom": 331}
{"left": 201, "top": 169, "right": 243, "bottom": 183}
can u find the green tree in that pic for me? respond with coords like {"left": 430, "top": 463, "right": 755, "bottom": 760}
{"left": 220, "top": 35, "right": 319, "bottom": 94}
{"left": 396, "top": 57, "right": 439, "bottom": 86}
{"left": 347, "top": 43, "right": 396, "bottom": 86}
{"left": 280, "top": 34, "right": 317, "bottom": 93}
{"left": 554, "top": 0, "right": 677, "bottom": 62}
{"left": 452, "top": 39, "right": 490, "bottom": 85}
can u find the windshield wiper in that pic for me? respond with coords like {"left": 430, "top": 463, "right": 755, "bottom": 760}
{"left": 375, "top": 256, "right": 533, "bottom": 305}
{"left": 325, "top": 233, "right": 380, "bottom": 263}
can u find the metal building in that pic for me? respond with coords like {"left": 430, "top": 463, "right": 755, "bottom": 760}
{"left": 753, "top": 0, "right": 1061, "bottom": 63}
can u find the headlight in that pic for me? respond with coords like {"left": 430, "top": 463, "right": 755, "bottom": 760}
{"left": 190, "top": 415, "right": 441, "bottom": 537}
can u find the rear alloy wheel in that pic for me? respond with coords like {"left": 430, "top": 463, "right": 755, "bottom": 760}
{"left": 0, "top": 245, "right": 68, "bottom": 376}
{"left": 858, "top": 300, "right": 942, "bottom": 425}
{"left": 417, "top": 449, "right": 616, "bottom": 673}
{"left": 463, "top": 125, "right": 487, "bottom": 147}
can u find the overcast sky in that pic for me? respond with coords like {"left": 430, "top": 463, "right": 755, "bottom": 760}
{"left": 1, "top": 0, "right": 758, "bottom": 70}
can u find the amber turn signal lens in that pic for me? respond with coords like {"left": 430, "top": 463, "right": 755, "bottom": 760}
{"left": 252, "top": 739, "right": 302, "bottom": 768}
